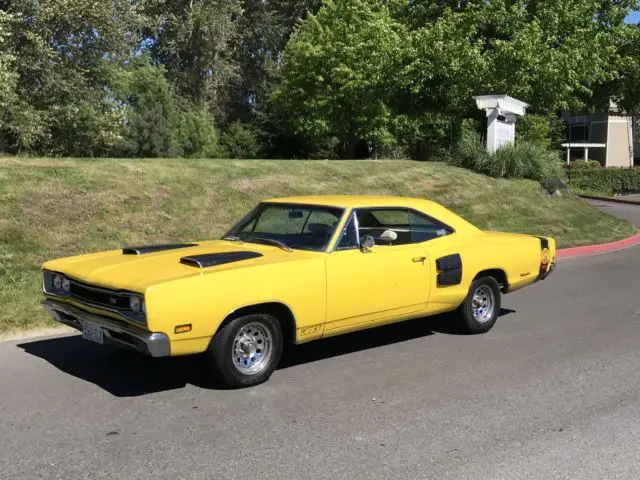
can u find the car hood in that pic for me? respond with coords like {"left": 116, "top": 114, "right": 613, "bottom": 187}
{"left": 42, "top": 240, "right": 314, "bottom": 292}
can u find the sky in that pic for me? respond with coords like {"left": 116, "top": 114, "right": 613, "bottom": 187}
{"left": 626, "top": 11, "right": 640, "bottom": 23}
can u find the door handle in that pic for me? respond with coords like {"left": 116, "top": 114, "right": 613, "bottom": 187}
{"left": 412, "top": 256, "right": 427, "bottom": 263}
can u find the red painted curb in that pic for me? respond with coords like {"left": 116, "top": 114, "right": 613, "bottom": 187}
{"left": 556, "top": 231, "right": 640, "bottom": 259}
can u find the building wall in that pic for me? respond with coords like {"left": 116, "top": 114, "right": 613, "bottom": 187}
{"left": 563, "top": 107, "right": 639, "bottom": 167}
{"left": 589, "top": 117, "right": 608, "bottom": 165}
{"left": 606, "top": 116, "right": 633, "bottom": 167}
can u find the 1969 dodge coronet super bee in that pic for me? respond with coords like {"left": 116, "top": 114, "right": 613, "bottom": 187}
{"left": 42, "top": 195, "right": 555, "bottom": 387}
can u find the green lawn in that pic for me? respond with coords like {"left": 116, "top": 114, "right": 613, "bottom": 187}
{"left": 0, "top": 157, "right": 635, "bottom": 333}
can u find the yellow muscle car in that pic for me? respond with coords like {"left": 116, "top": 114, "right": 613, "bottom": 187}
{"left": 42, "top": 195, "right": 555, "bottom": 387}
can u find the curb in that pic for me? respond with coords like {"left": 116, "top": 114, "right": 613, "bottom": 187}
{"left": 579, "top": 194, "right": 640, "bottom": 206}
{"left": 0, "top": 325, "right": 74, "bottom": 344}
{"left": 556, "top": 231, "right": 640, "bottom": 259}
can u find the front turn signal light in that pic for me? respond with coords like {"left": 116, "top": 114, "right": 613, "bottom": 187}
{"left": 174, "top": 324, "right": 192, "bottom": 334}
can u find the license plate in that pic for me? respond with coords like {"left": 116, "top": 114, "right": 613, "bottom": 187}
{"left": 82, "top": 321, "right": 104, "bottom": 345}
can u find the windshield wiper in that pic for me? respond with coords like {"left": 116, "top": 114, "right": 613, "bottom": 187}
{"left": 253, "top": 237, "right": 293, "bottom": 252}
{"left": 222, "top": 236, "right": 244, "bottom": 244}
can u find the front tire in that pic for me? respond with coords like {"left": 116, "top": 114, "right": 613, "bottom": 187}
{"left": 456, "top": 276, "right": 501, "bottom": 334}
{"left": 206, "top": 313, "right": 283, "bottom": 388}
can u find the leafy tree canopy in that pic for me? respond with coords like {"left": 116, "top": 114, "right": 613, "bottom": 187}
{"left": 0, "top": 0, "right": 638, "bottom": 158}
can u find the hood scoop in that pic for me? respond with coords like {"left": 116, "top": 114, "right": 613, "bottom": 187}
{"left": 123, "top": 243, "right": 198, "bottom": 255}
{"left": 180, "top": 251, "right": 263, "bottom": 269}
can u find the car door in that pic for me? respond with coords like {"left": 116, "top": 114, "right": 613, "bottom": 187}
{"left": 324, "top": 208, "right": 432, "bottom": 335}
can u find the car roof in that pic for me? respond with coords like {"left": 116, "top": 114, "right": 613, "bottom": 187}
{"left": 265, "top": 195, "right": 481, "bottom": 235}
{"left": 267, "top": 195, "right": 435, "bottom": 208}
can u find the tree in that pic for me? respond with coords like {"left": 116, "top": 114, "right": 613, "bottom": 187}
{"left": 476, "top": 0, "right": 634, "bottom": 113}
{"left": 268, "top": 0, "right": 404, "bottom": 158}
{"left": 172, "top": 101, "right": 221, "bottom": 158}
{"left": 606, "top": 24, "right": 640, "bottom": 114}
{"left": 229, "top": 0, "right": 321, "bottom": 122}
{"left": 0, "top": 10, "right": 17, "bottom": 131}
{"left": 143, "top": 0, "right": 242, "bottom": 120}
{"left": 219, "top": 121, "right": 260, "bottom": 158}
{"left": 110, "top": 62, "right": 176, "bottom": 158}
{"left": 0, "top": 0, "right": 146, "bottom": 155}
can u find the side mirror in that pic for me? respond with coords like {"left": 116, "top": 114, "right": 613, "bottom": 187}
{"left": 360, "top": 235, "right": 375, "bottom": 253}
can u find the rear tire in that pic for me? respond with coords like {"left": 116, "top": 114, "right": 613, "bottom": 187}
{"left": 205, "top": 313, "right": 283, "bottom": 388}
{"left": 456, "top": 276, "right": 501, "bottom": 334}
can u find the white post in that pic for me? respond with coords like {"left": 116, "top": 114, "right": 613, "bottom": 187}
{"left": 474, "top": 95, "right": 529, "bottom": 153}
{"left": 585, "top": 147, "right": 589, "bottom": 161}
{"left": 566, "top": 147, "right": 571, "bottom": 165}
{"left": 486, "top": 109, "right": 499, "bottom": 153}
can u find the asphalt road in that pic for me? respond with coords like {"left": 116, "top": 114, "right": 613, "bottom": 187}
{"left": 586, "top": 198, "right": 640, "bottom": 228}
{"left": 1, "top": 201, "right": 639, "bottom": 480}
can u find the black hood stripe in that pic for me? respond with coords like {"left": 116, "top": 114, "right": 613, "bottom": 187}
{"left": 180, "top": 251, "right": 263, "bottom": 268}
{"left": 123, "top": 243, "right": 198, "bottom": 255}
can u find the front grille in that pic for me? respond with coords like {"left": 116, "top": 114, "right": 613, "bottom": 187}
{"left": 69, "top": 281, "right": 130, "bottom": 311}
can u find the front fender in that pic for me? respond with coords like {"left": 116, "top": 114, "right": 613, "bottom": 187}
{"left": 144, "top": 257, "right": 326, "bottom": 355}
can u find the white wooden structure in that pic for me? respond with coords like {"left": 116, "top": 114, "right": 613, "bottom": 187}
{"left": 474, "top": 95, "right": 529, "bottom": 153}
{"left": 560, "top": 142, "right": 606, "bottom": 165}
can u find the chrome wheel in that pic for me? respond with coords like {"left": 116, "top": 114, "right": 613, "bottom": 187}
{"left": 231, "top": 322, "right": 272, "bottom": 375}
{"left": 472, "top": 285, "right": 495, "bottom": 324}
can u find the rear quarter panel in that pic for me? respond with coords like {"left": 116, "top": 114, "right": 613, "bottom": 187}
{"left": 425, "top": 232, "right": 545, "bottom": 314}
{"left": 144, "top": 257, "right": 327, "bottom": 355}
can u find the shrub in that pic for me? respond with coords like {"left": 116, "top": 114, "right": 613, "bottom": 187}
{"left": 115, "top": 63, "right": 176, "bottom": 158}
{"left": 566, "top": 167, "right": 640, "bottom": 196}
{"left": 451, "top": 130, "right": 564, "bottom": 181}
{"left": 219, "top": 121, "right": 262, "bottom": 159}
{"left": 568, "top": 159, "right": 602, "bottom": 169}
{"left": 172, "top": 103, "right": 220, "bottom": 158}
{"left": 542, "top": 177, "right": 569, "bottom": 195}
{"left": 516, "top": 114, "right": 566, "bottom": 150}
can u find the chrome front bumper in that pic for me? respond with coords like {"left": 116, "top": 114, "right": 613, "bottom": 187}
{"left": 42, "top": 299, "right": 170, "bottom": 357}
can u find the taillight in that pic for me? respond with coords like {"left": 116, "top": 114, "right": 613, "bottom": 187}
{"left": 538, "top": 237, "right": 550, "bottom": 276}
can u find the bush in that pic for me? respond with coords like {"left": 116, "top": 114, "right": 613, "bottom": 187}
{"left": 568, "top": 159, "right": 602, "bottom": 169}
{"left": 452, "top": 130, "right": 563, "bottom": 181}
{"left": 516, "top": 114, "right": 566, "bottom": 150}
{"left": 566, "top": 167, "right": 640, "bottom": 195}
{"left": 219, "top": 121, "right": 261, "bottom": 159}
{"left": 172, "top": 103, "right": 220, "bottom": 158}
{"left": 115, "top": 63, "right": 176, "bottom": 158}
{"left": 542, "top": 177, "right": 569, "bottom": 195}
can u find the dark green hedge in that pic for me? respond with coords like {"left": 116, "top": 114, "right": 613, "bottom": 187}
{"left": 566, "top": 167, "right": 640, "bottom": 195}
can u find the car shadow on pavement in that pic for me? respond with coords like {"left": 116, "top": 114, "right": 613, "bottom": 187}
{"left": 278, "top": 308, "right": 515, "bottom": 368}
{"left": 17, "top": 335, "right": 206, "bottom": 396}
{"left": 18, "top": 308, "right": 515, "bottom": 397}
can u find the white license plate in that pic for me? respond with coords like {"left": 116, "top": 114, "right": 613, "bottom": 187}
{"left": 82, "top": 321, "right": 104, "bottom": 345}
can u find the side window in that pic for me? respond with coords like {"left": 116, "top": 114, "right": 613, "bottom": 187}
{"left": 335, "top": 214, "right": 359, "bottom": 250}
{"left": 358, "top": 209, "right": 412, "bottom": 246}
{"left": 335, "top": 209, "right": 453, "bottom": 249}
{"left": 409, "top": 211, "right": 452, "bottom": 243}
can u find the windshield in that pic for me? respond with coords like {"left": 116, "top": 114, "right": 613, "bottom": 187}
{"left": 224, "top": 203, "right": 344, "bottom": 252}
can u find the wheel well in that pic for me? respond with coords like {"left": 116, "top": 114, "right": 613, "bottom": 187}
{"left": 222, "top": 302, "right": 296, "bottom": 343}
{"left": 474, "top": 269, "right": 508, "bottom": 292}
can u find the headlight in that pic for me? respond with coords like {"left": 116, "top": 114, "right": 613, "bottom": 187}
{"left": 43, "top": 271, "right": 71, "bottom": 297}
{"left": 129, "top": 295, "right": 142, "bottom": 313}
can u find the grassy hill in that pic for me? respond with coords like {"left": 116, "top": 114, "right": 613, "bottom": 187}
{"left": 0, "top": 157, "right": 635, "bottom": 333}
